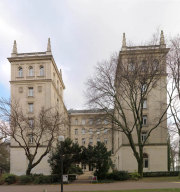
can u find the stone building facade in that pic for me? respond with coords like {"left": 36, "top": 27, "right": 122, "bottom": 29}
{"left": 9, "top": 32, "right": 169, "bottom": 175}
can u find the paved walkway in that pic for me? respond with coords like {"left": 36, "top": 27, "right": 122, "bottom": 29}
{"left": 0, "top": 181, "right": 180, "bottom": 192}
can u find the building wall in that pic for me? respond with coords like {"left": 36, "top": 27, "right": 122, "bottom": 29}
{"left": 69, "top": 112, "right": 112, "bottom": 151}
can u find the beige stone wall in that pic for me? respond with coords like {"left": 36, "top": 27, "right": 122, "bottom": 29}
{"left": 114, "top": 145, "right": 167, "bottom": 172}
{"left": 69, "top": 112, "right": 112, "bottom": 151}
{"left": 10, "top": 147, "right": 51, "bottom": 175}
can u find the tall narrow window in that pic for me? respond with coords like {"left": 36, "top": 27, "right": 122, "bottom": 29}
{"left": 143, "top": 153, "right": 149, "bottom": 168}
{"left": 104, "top": 138, "right": 108, "bottom": 145}
{"left": 28, "top": 103, "right": 33, "bottom": 113}
{"left": 104, "top": 129, "right": 108, "bottom": 134}
{"left": 97, "top": 138, "right": 100, "bottom": 143}
{"left": 29, "top": 66, "right": 34, "bottom": 76}
{"left": 141, "top": 84, "right": 147, "bottom": 93}
{"left": 141, "top": 60, "right": 147, "bottom": 72}
{"left": 142, "top": 115, "right": 147, "bottom": 125}
{"left": 75, "top": 129, "right": 78, "bottom": 135}
{"left": 153, "top": 59, "right": 159, "bottom": 71}
{"left": 28, "top": 87, "right": 34, "bottom": 97}
{"left": 143, "top": 99, "right": 147, "bottom": 109}
{"left": 75, "top": 119, "right": 78, "bottom": 125}
{"left": 82, "top": 138, "right": 85, "bottom": 145}
{"left": 82, "top": 119, "right": 86, "bottom": 125}
{"left": 89, "top": 138, "right": 93, "bottom": 145}
{"left": 128, "top": 61, "right": 135, "bottom": 71}
{"left": 82, "top": 128, "right": 85, "bottom": 134}
{"left": 89, "top": 128, "right": 93, "bottom": 135}
{"left": 29, "top": 119, "right": 34, "bottom": 128}
{"left": 18, "top": 67, "right": 23, "bottom": 77}
{"left": 97, "top": 128, "right": 100, "bottom": 135}
{"left": 89, "top": 119, "right": 93, "bottom": 125}
{"left": 28, "top": 134, "right": 34, "bottom": 144}
{"left": 75, "top": 138, "right": 78, "bottom": 143}
{"left": 141, "top": 131, "right": 147, "bottom": 143}
{"left": 40, "top": 66, "right": 44, "bottom": 76}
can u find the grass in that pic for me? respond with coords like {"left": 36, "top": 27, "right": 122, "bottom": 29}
{"left": 141, "top": 176, "right": 180, "bottom": 182}
{"left": 72, "top": 190, "right": 180, "bottom": 192}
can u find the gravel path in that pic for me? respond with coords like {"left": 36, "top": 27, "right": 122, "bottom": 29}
{"left": 0, "top": 181, "right": 180, "bottom": 192}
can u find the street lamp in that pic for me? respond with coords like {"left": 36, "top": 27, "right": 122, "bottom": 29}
{"left": 58, "top": 135, "right": 65, "bottom": 192}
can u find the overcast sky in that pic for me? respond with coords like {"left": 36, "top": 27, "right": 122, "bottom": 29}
{"left": 0, "top": 0, "right": 180, "bottom": 109}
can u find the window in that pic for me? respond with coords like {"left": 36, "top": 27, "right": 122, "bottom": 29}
{"left": 97, "top": 138, "right": 100, "bottom": 143}
{"left": 142, "top": 84, "right": 147, "bottom": 93}
{"left": 89, "top": 128, "right": 93, "bottom": 135}
{"left": 75, "top": 119, "right": 78, "bottom": 125}
{"left": 143, "top": 99, "right": 147, "bottom": 109}
{"left": 29, "top": 119, "right": 34, "bottom": 128}
{"left": 18, "top": 67, "right": 23, "bottom": 77}
{"left": 75, "top": 129, "right": 78, "bottom": 135}
{"left": 28, "top": 134, "right": 34, "bottom": 144}
{"left": 104, "top": 119, "right": 108, "bottom": 125}
{"left": 28, "top": 87, "right": 34, "bottom": 97}
{"left": 104, "top": 129, "right": 108, "bottom": 134}
{"left": 97, "top": 129, "right": 100, "bottom": 135}
{"left": 141, "top": 132, "right": 147, "bottom": 143}
{"left": 75, "top": 138, "right": 78, "bottom": 143}
{"left": 96, "top": 119, "right": 101, "bottom": 125}
{"left": 143, "top": 153, "right": 149, "bottom": 168}
{"left": 89, "top": 138, "right": 93, "bottom": 145}
{"left": 141, "top": 60, "right": 147, "bottom": 71}
{"left": 142, "top": 115, "right": 147, "bottom": 125}
{"left": 28, "top": 103, "right": 33, "bottom": 113}
{"left": 82, "top": 138, "right": 85, "bottom": 145}
{"left": 89, "top": 119, "right": 93, "bottom": 125}
{"left": 82, "top": 119, "right": 86, "bottom": 125}
{"left": 104, "top": 138, "right": 108, "bottom": 145}
{"left": 153, "top": 59, "right": 159, "bottom": 71}
{"left": 128, "top": 61, "right": 135, "bottom": 71}
{"left": 29, "top": 66, "right": 34, "bottom": 76}
{"left": 82, "top": 128, "right": 85, "bottom": 134}
{"left": 40, "top": 66, "right": 44, "bottom": 76}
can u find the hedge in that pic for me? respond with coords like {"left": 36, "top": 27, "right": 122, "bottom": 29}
{"left": 143, "top": 171, "right": 179, "bottom": 177}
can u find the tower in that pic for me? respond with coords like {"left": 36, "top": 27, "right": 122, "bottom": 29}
{"left": 113, "top": 31, "right": 169, "bottom": 172}
{"left": 8, "top": 39, "right": 69, "bottom": 175}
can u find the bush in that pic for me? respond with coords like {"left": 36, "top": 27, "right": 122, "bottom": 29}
{"left": 33, "top": 175, "right": 52, "bottom": 184}
{"left": 1, "top": 173, "right": 17, "bottom": 184}
{"left": 106, "top": 171, "right": 129, "bottom": 181}
{"left": 68, "top": 174, "right": 77, "bottom": 181}
{"left": 17, "top": 175, "right": 33, "bottom": 184}
{"left": 129, "top": 171, "right": 140, "bottom": 180}
{"left": 68, "top": 165, "right": 83, "bottom": 175}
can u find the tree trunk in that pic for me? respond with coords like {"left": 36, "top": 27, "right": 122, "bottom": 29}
{"left": 137, "top": 158, "right": 143, "bottom": 178}
{"left": 26, "top": 161, "right": 33, "bottom": 175}
{"left": 138, "top": 146, "right": 143, "bottom": 178}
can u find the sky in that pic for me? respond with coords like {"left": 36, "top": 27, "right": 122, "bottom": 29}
{"left": 0, "top": 0, "right": 180, "bottom": 109}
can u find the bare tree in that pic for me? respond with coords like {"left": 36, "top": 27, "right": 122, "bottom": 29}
{"left": 0, "top": 99, "right": 67, "bottom": 175}
{"left": 86, "top": 39, "right": 172, "bottom": 177}
{"left": 168, "top": 35, "right": 180, "bottom": 170}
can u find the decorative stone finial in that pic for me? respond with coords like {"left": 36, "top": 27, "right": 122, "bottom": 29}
{"left": 11, "top": 40, "right": 17, "bottom": 57}
{"left": 121, "top": 33, "right": 127, "bottom": 51}
{"left": 46, "top": 38, "right": 52, "bottom": 54}
{"left": 160, "top": 30, "right": 166, "bottom": 48}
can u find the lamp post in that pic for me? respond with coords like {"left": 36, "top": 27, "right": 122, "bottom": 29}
{"left": 58, "top": 135, "right": 64, "bottom": 192}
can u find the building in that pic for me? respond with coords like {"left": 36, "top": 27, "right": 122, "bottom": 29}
{"left": 112, "top": 31, "right": 169, "bottom": 172}
{"left": 8, "top": 32, "right": 169, "bottom": 175}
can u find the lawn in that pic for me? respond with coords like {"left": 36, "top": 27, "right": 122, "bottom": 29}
{"left": 141, "top": 176, "right": 180, "bottom": 182}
